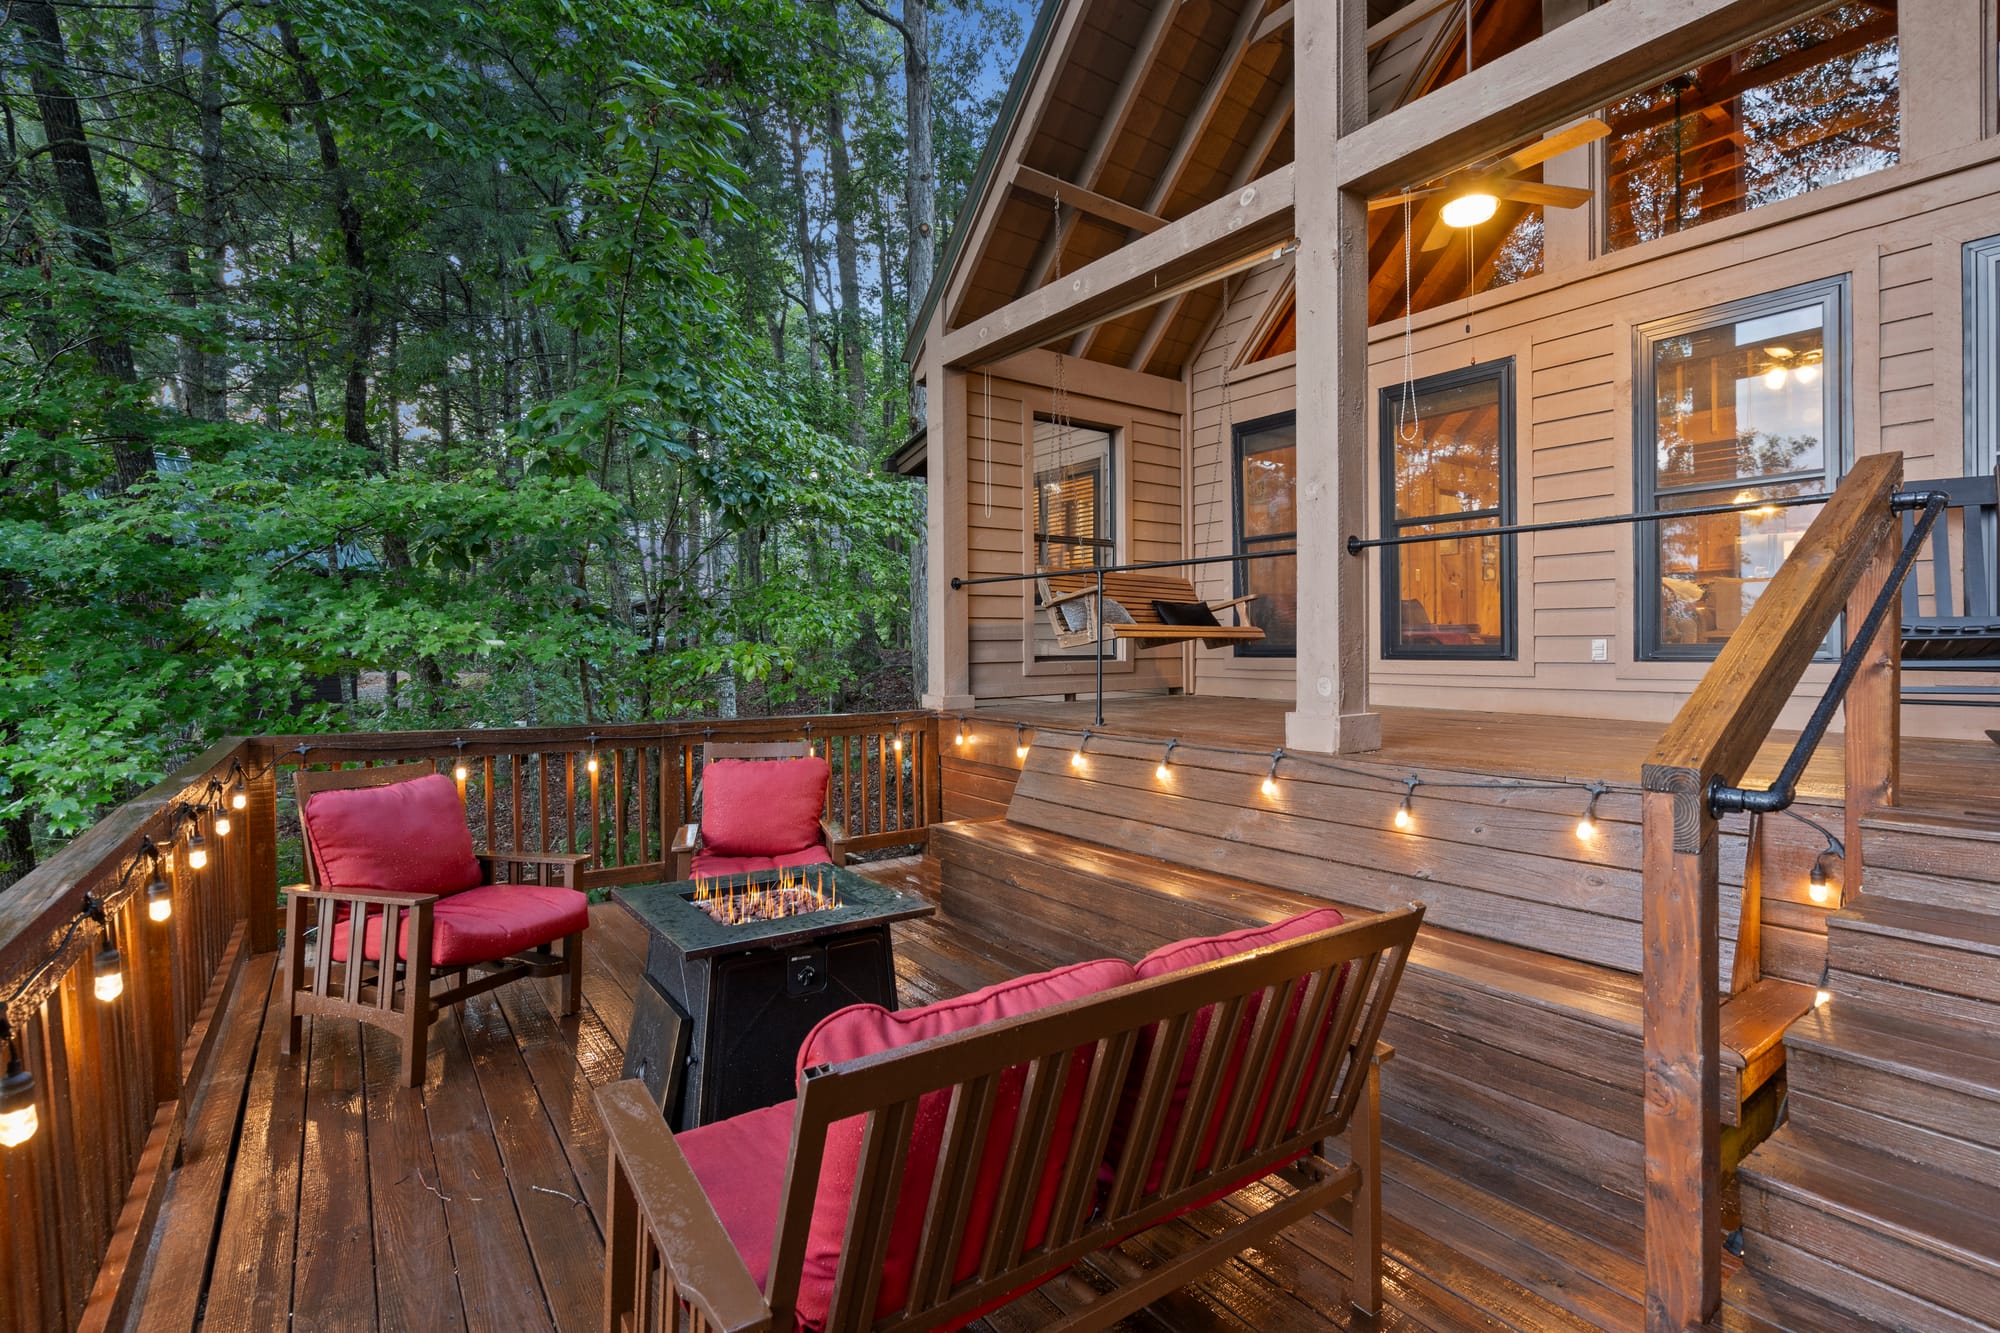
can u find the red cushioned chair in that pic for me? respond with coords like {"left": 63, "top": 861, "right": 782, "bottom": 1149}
{"left": 280, "top": 761, "right": 590, "bottom": 1086}
{"left": 670, "top": 741, "right": 848, "bottom": 880}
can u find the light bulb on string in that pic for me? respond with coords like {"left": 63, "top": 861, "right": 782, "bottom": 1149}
{"left": 1807, "top": 857, "right": 1831, "bottom": 904}
{"left": 185, "top": 827, "right": 208, "bottom": 872}
{"left": 1393, "top": 777, "right": 1420, "bottom": 832}
{"left": 0, "top": 1044, "right": 35, "bottom": 1149}
{"left": 892, "top": 734, "right": 904, "bottom": 754}
{"left": 92, "top": 911, "right": 123, "bottom": 1004}
{"left": 586, "top": 754, "right": 600, "bottom": 775}
{"left": 955, "top": 717, "right": 968, "bottom": 747}
{"left": 1015, "top": 723, "right": 1030, "bottom": 761}
{"left": 213, "top": 810, "right": 231, "bottom": 837}
{"left": 1072, "top": 731, "right": 1091, "bottom": 770}
{"left": 146, "top": 874, "right": 172, "bottom": 923}
{"left": 230, "top": 776, "right": 247, "bottom": 811}
{"left": 1261, "top": 749, "right": 1284, "bottom": 798}
{"left": 1575, "top": 785, "right": 1605, "bottom": 843}
{"left": 1156, "top": 739, "right": 1179, "bottom": 784}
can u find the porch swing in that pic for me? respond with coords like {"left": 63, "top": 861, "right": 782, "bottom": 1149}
{"left": 1030, "top": 235, "right": 1265, "bottom": 654}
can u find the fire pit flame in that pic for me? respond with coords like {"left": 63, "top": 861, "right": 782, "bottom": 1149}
{"left": 692, "top": 865, "right": 842, "bottom": 925}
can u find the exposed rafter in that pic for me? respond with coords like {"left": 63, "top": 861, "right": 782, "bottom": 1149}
{"left": 1011, "top": 165, "right": 1167, "bottom": 236}
{"left": 1142, "top": 0, "right": 1273, "bottom": 218}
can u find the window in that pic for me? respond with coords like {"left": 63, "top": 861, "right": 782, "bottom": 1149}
{"left": 1233, "top": 412, "right": 1297, "bottom": 656}
{"left": 1606, "top": 5, "right": 1899, "bottom": 252}
{"left": 1965, "top": 234, "right": 2000, "bottom": 476}
{"left": 1636, "top": 278, "right": 1848, "bottom": 658}
{"left": 1378, "top": 363, "right": 1516, "bottom": 659}
{"left": 1031, "top": 419, "right": 1116, "bottom": 659}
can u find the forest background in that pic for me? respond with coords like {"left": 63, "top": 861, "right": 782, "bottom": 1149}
{"left": 0, "top": 0, "right": 1032, "bottom": 884}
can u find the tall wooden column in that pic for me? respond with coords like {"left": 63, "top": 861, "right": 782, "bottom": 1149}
{"left": 1288, "top": 0, "right": 1380, "bottom": 756}
{"left": 920, "top": 336, "right": 975, "bottom": 711}
{"left": 1899, "top": 0, "right": 1991, "bottom": 159}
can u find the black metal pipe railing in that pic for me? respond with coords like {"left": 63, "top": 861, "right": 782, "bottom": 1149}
{"left": 1708, "top": 488, "right": 1948, "bottom": 817}
{"left": 1345, "top": 491, "right": 1832, "bottom": 554}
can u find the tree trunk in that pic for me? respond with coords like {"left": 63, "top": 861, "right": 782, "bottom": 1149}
{"left": 826, "top": 93, "right": 868, "bottom": 452}
{"left": 902, "top": 0, "right": 936, "bottom": 317}
{"left": 279, "top": 18, "right": 375, "bottom": 458}
{"left": 14, "top": 0, "right": 155, "bottom": 491}
{"left": 191, "top": 0, "right": 228, "bottom": 420}
{"left": 787, "top": 118, "right": 820, "bottom": 380}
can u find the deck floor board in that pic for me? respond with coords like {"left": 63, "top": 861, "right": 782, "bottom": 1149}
{"left": 131, "top": 879, "right": 1696, "bottom": 1333}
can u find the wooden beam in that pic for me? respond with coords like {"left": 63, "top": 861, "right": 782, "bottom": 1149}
{"left": 1364, "top": 0, "right": 1458, "bottom": 53}
{"left": 1011, "top": 166, "right": 1167, "bottom": 236}
{"left": 1016, "top": 0, "right": 1183, "bottom": 300}
{"left": 1144, "top": 0, "right": 1272, "bottom": 216}
{"left": 1253, "top": 2, "right": 1295, "bottom": 48}
{"left": 1332, "top": 0, "right": 1834, "bottom": 197}
{"left": 944, "top": 166, "right": 1296, "bottom": 368}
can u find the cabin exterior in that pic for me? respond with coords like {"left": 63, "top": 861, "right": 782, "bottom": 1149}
{"left": 903, "top": 0, "right": 1999, "bottom": 740}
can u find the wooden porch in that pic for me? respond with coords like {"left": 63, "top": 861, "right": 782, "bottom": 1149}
{"left": 121, "top": 867, "right": 1790, "bottom": 1333}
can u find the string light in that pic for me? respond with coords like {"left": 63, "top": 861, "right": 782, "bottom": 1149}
{"left": 452, "top": 739, "right": 470, "bottom": 783}
{"left": 1575, "top": 784, "right": 1606, "bottom": 842}
{"left": 1157, "top": 738, "right": 1179, "bottom": 783}
{"left": 892, "top": 734, "right": 904, "bottom": 754}
{"left": 0, "top": 1031, "right": 35, "bottom": 1149}
{"left": 85, "top": 898, "right": 122, "bottom": 1004}
{"left": 1072, "top": 730, "right": 1092, "bottom": 769}
{"left": 955, "top": 716, "right": 968, "bottom": 747}
{"left": 146, "top": 871, "right": 172, "bottom": 923}
{"left": 1015, "top": 723, "right": 1030, "bottom": 760}
{"left": 585, "top": 734, "right": 600, "bottom": 775}
{"left": 1261, "top": 749, "right": 1284, "bottom": 798}
{"left": 1784, "top": 810, "right": 1845, "bottom": 908}
{"left": 1393, "top": 777, "right": 1420, "bottom": 832}
{"left": 184, "top": 826, "right": 208, "bottom": 872}
{"left": 230, "top": 770, "right": 248, "bottom": 811}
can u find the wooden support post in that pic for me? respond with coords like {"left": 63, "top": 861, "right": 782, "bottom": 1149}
{"left": 1640, "top": 786, "right": 1721, "bottom": 1332}
{"left": 922, "top": 352, "right": 975, "bottom": 711}
{"left": 1288, "top": 0, "right": 1380, "bottom": 756}
{"left": 243, "top": 744, "right": 279, "bottom": 954}
{"left": 1843, "top": 521, "right": 1903, "bottom": 877}
{"left": 1899, "top": 0, "right": 1992, "bottom": 159}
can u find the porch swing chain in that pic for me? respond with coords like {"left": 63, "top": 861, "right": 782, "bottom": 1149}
{"left": 981, "top": 366, "right": 993, "bottom": 518}
{"left": 1396, "top": 192, "right": 1420, "bottom": 443}
{"left": 1049, "top": 190, "right": 1076, "bottom": 562}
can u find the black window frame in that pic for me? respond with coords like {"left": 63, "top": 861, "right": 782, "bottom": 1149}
{"left": 1633, "top": 275, "right": 1850, "bottom": 662}
{"left": 1376, "top": 360, "right": 1518, "bottom": 662}
{"left": 1231, "top": 409, "right": 1298, "bottom": 659}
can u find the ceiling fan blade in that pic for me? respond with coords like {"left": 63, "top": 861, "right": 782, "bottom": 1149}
{"left": 1368, "top": 187, "right": 1445, "bottom": 211}
{"left": 1421, "top": 215, "right": 1459, "bottom": 252}
{"left": 1488, "top": 179, "right": 1595, "bottom": 209}
{"left": 1488, "top": 117, "right": 1611, "bottom": 176}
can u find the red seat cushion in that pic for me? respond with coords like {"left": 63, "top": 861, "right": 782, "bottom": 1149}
{"left": 788, "top": 957, "right": 1137, "bottom": 1330}
{"left": 303, "top": 774, "right": 482, "bottom": 896}
{"left": 1109, "top": 909, "right": 1347, "bottom": 1198}
{"left": 699, "top": 758, "right": 829, "bottom": 856}
{"left": 329, "top": 883, "right": 588, "bottom": 968}
{"left": 690, "top": 844, "right": 834, "bottom": 878}
{"left": 678, "top": 1099, "right": 795, "bottom": 1292}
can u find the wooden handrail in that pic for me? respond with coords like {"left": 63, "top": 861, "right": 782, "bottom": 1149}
{"left": 1637, "top": 451, "right": 1905, "bottom": 1333}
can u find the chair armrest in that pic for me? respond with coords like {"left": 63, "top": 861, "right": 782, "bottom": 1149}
{"left": 671, "top": 823, "right": 699, "bottom": 856}
{"left": 1206, "top": 594, "right": 1258, "bottom": 612}
{"left": 1041, "top": 586, "right": 1096, "bottom": 608}
{"left": 477, "top": 850, "right": 590, "bottom": 889}
{"left": 289, "top": 883, "right": 439, "bottom": 909}
{"left": 819, "top": 817, "right": 851, "bottom": 866}
{"left": 596, "top": 1080, "right": 773, "bottom": 1333}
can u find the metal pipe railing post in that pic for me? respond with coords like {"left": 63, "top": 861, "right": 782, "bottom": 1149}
{"left": 1094, "top": 567, "right": 1107, "bottom": 727}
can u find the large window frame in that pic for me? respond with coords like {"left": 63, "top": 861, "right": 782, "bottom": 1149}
{"left": 1964, "top": 234, "right": 2000, "bottom": 477}
{"left": 1231, "top": 410, "right": 1298, "bottom": 659}
{"left": 1633, "top": 275, "right": 1851, "bottom": 661}
{"left": 1376, "top": 361, "right": 1519, "bottom": 662}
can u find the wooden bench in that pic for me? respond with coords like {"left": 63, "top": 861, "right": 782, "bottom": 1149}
{"left": 595, "top": 906, "right": 1423, "bottom": 1333}
{"left": 1037, "top": 569, "right": 1264, "bottom": 651}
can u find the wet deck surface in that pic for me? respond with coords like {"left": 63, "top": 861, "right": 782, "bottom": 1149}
{"left": 127, "top": 859, "right": 1671, "bottom": 1333}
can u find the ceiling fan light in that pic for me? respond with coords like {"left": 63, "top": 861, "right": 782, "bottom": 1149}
{"left": 1441, "top": 191, "right": 1498, "bottom": 229}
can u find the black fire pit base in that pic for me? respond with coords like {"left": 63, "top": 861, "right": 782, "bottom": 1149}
{"left": 612, "top": 867, "right": 935, "bottom": 1131}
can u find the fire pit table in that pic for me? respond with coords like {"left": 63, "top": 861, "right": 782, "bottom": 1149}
{"left": 611, "top": 864, "right": 935, "bottom": 1130}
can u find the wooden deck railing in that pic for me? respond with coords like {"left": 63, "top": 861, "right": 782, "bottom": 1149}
{"left": 1638, "top": 452, "right": 1908, "bottom": 1332}
{"left": 0, "top": 709, "right": 939, "bottom": 1331}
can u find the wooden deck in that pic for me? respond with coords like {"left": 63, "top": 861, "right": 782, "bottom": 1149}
{"left": 121, "top": 859, "right": 1739, "bottom": 1333}
{"left": 973, "top": 698, "right": 2000, "bottom": 818}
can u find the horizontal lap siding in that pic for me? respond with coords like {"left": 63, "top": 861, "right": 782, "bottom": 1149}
{"left": 962, "top": 370, "right": 1186, "bottom": 698}
{"left": 1187, "top": 259, "right": 1296, "bottom": 700}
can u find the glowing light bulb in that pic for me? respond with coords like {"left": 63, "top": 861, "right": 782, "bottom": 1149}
{"left": 146, "top": 877, "right": 172, "bottom": 923}
{"left": 1763, "top": 366, "right": 1788, "bottom": 390}
{"left": 1261, "top": 776, "right": 1278, "bottom": 797}
{"left": 1157, "top": 763, "right": 1171, "bottom": 782}
{"left": 1575, "top": 816, "right": 1596, "bottom": 842}
{"left": 1441, "top": 190, "right": 1498, "bottom": 228}
{"left": 1815, "top": 989, "right": 1832, "bottom": 1007}
{"left": 891, "top": 736, "right": 903, "bottom": 753}
{"left": 1017, "top": 744, "right": 1030, "bottom": 759}
{"left": 585, "top": 754, "right": 600, "bottom": 775}
{"left": 93, "top": 946, "right": 123, "bottom": 1003}
{"left": 1794, "top": 363, "right": 1820, "bottom": 385}
{"left": 1394, "top": 798, "right": 1414, "bottom": 832}
{"left": 0, "top": 1057, "right": 35, "bottom": 1148}
{"left": 185, "top": 832, "right": 208, "bottom": 871}
{"left": 1070, "top": 749, "right": 1084, "bottom": 768}
{"left": 230, "top": 781, "right": 248, "bottom": 811}
{"left": 1808, "top": 858, "right": 1831, "bottom": 904}
{"left": 213, "top": 813, "right": 231, "bottom": 837}
{"left": 955, "top": 722, "right": 967, "bottom": 746}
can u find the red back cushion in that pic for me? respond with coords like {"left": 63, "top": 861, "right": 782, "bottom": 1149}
{"left": 699, "top": 757, "right": 830, "bottom": 856}
{"left": 1110, "top": 909, "right": 1347, "bottom": 1193}
{"left": 302, "top": 774, "right": 482, "bottom": 896}
{"left": 790, "top": 957, "right": 1138, "bottom": 1330}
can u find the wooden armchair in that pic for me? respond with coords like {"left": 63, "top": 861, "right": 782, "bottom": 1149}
{"left": 281, "top": 761, "right": 589, "bottom": 1086}
{"left": 1037, "top": 568, "right": 1265, "bottom": 651}
{"left": 670, "top": 741, "right": 848, "bottom": 880}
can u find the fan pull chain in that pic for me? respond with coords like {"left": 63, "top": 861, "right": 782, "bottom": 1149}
{"left": 1396, "top": 191, "right": 1421, "bottom": 443}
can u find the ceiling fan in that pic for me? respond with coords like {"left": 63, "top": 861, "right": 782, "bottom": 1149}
{"left": 1369, "top": 118, "right": 1610, "bottom": 250}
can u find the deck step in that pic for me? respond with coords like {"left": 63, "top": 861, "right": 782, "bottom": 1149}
{"left": 1827, "top": 897, "right": 2000, "bottom": 1011}
{"left": 1738, "top": 1125, "right": 2000, "bottom": 1329}
{"left": 1783, "top": 998, "right": 2000, "bottom": 1154}
{"left": 1717, "top": 1262, "right": 1910, "bottom": 1333}
{"left": 1860, "top": 808, "right": 2000, "bottom": 892}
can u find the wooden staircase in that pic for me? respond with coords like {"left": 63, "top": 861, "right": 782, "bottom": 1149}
{"left": 1730, "top": 809, "right": 2000, "bottom": 1331}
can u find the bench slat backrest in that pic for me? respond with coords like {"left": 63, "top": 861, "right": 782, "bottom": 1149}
{"left": 1041, "top": 570, "right": 1204, "bottom": 625}
{"left": 1904, "top": 472, "right": 1998, "bottom": 623}
{"left": 762, "top": 906, "right": 1422, "bottom": 1333}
